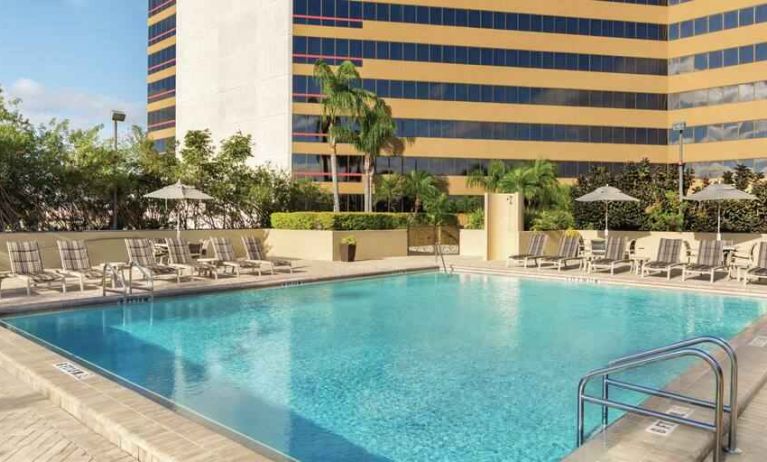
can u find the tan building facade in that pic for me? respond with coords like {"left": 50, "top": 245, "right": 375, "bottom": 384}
{"left": 148, "top": 0, "right": 767, "bottom": 208}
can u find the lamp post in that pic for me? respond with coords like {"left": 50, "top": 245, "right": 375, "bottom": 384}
{"left": 111, "top": 110, "right": 126, "bottom": 230}
{"left": 672, "top": 121, "right": 686, "bottom": 198}
{"left": 672, "top": 121, "right": 687, "bottom": 219}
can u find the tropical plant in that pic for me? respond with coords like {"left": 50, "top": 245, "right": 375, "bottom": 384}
{"left": 313, "top": 60, "right": 369, "bottom": 212}
{"left": 465, "top": 208, "right": 485, "bottom": 229}
{"left": 333, "top": 96, "right": 402, "bottom": 212}
{"left": 465, "top": 160, "right": 510, "bottom": 192}
{"left": 374, "top": 173, "right": 404, "bottom": 212}
{"left": 402, "top": 170, "right": 442, "bottom": 213}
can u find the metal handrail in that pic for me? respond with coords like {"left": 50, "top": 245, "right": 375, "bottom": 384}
{"left": 577, "top": 347, "right": 727, "bottom": 462}
{"left": 604, "top": 336, "right": 738, "bottom": 453}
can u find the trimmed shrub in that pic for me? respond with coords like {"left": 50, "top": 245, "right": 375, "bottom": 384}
{"left": 270, "top": 212, "right": 414, "bottom": 230}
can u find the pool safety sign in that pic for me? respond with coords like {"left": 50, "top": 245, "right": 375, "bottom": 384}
{"left": 54, "top": 362, "right": 91, "bottom": 381}
{"left": 645, "top": 406, "right": 692, "bottom": 437}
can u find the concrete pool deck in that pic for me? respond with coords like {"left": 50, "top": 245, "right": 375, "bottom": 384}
{"left": 2, "top": 256, "right": 767, "bottom": 461}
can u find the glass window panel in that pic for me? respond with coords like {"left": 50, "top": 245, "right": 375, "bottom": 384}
{"left": 721, "top": 84, "right": 738, "bottom": 103}
{"left": 680, "top": 20, "right": 693, "bottom": 38}
{"left": 758, "top": 5, "right": 767, "bottom": 23}
{"left": 755, "top": 81, "right": 767, "bottom": 99}
{"left": 738, "top": 83, "right": 755, "bottom": 102}
{"left": 694, "top": 53, "right": 708, "bottom": 70}
{"left": 740, "top": 45, "right": 754, "bottom": 64}
{"left": 694, "top": 17, "right": 708, "bottom": 35}
{"left": 708, "top": 14, "right": 723, "bottom": 32}
{"left": 708, "top": 87, "right": 724, "bottom": 106}
{"left": 757, "top": 44, "right": 767, "bottom": 61}
{"left": 724, "top": 11, "right": 738, "bottom": 29}
{"left": 723, "top": 47, "right": 739, "bottom": 67}
{"left": 708, "top": 50, "right": 723, "bottom": 69}
{"left": 740, "top": 8, "right": 754, "bottom": 27}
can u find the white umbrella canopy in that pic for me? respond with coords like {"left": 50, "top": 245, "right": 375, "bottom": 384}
{"left": 576, "top": 185, "right": 640, "bottom": 237}
{"left": 684, "top": 183, "right": 757, "bottom": 240}
{"left": 144, "top": 180, "right": 214, "bottom": 201}
{"left": 144, "top": 181, "right": 213, "bottom": 238}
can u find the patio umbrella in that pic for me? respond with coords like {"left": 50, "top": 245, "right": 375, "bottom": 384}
{"left": 684, "top": 183, "right": 756, "bottom": 241}
{"left": 144, "top": 181, "right": 213, "bottom": 238}
{"left": 576, "top": 185, "right": 639, "bottom": 237}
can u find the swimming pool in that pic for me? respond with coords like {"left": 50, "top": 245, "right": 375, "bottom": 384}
{"left": 4, "top": 272, "right": 766, "bottom": 461}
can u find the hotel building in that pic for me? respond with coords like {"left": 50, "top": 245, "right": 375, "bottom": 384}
{"left": 147, "top": 0, "right": 767, "bottom": 209}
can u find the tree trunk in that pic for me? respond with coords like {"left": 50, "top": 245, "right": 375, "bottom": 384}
{"left": 330, "top": 140, "right": 341, "bottom": 212}
{"left": 363, "top": 154, "right": 373, "bottom": 212}
{"left": 112, "top": 188, "right": 118, "bottom": 230}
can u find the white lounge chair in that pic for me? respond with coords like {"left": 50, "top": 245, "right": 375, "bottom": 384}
{"left": 682, "top": 240, "right": 727, "bottom": 283}
{"left": 6, "top": 241, "right": 67, "bottom": 296}
{"left": 165, "top": 238, "right": 218, "bottom": 279}
{"left": 241, "top": 236, "right": 293, "bottom": 274}
{"left": 57, "top": 240, "right": 106, "bottom": 291}
{"left": 209, "top": 237, "right": 261, "bottom": 276}
{"left": 588, "top": 236, "right": 632, "bottom": 275}
{"left": 507, "top": 233, "right": 548, "bottom": 268}
{"left": 641, "top": 238, "right": 684, "bottom": 280}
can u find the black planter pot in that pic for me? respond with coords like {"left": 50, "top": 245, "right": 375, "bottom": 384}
{"left": 340, "top": 244, "right": 357, "bottom": 262}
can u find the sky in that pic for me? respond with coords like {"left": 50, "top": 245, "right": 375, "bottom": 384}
{"left": 0, "top": 0, "right": 147, "bottom": 130}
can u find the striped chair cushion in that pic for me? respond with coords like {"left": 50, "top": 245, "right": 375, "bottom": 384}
{"left": 756, "top": 242, "right": 767, "bottom": 269}
{"left": 656, "top": 238, "right": 682, "bottom": 264}
{"left": 561, "top": 236, "right": 581, "bottom": 258}
{"left": 696, "top": 240, "right": 724, "bottom": 267}
{"left": 7, "top": 241, "right": 43, "bottom": 275}
{"left": 124, "top": 239, "right": 156, "bottom": 267}
{"left": 210, "top": 237, "right": 235, "bottom": 262}
{"left": 57, "top": 240, "right": 91, "bottom": 271}
{"left": 242, "top": 236, "right": 263, "bottom": 261}
{"left": 165, "top": 238, "right": 192, "bottom": 265}
{"left": 604, "top": 237, "right": 626, "bottom": 261}
{"left": 528, "top": 234, "right": 547, "bottom": 257}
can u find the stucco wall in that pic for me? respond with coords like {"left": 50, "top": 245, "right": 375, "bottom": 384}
{"left": 333, "top": 230, "right": 409, "bottom": 261}
{"left": 459, "top": 229, "right": 486, "bottom": 258}
{"left": 176, "top": 0, "right": 292, "bottom": 168}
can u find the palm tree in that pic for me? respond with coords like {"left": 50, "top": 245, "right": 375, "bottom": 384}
{"left": 374, "top": 173, "right": 403, "bottom": 212}
{"left": 403, "top": 170, "right": 440, "bottom": 213}
{"left": 313, "top": 60, "right": 368, "bottom": 212}
{"left": 333, "top": 96, "right": 400, "bottom": 212}
{"left": 465, "top": 160, "right": 509, "bottom": 192}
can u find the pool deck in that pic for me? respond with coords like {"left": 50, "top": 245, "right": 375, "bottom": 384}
{"left": 2, "top": 256, "right": 767, "bottom": 461}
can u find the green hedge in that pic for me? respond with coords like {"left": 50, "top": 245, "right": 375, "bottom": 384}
{"left": 271, "top": 212, "right": 416, "bottom": 230}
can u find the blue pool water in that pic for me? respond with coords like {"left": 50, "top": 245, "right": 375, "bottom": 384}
{"left": 4, "top": 273, "right": 767, "bottom": 461}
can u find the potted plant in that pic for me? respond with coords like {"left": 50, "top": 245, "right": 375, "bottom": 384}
{"left": 339, "top": 236, "right": 357, "bottom": 262}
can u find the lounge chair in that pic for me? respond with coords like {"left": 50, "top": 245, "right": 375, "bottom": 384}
{"left": 124, "top": 238, "right": 183, "bottom": 284}
{"left": 57, "top": 240, "right": 106, "bottom": 291}
{"left": 641, "top": 238, "right": 684, "bottom": 280}
{"left": 6, "top": 241, "right": 67, "bottom": 296}
{"left": 589, "top": 236, "right": 632, "bottom": 275}
{"left": 537, "top": 235, "right": 583, "bottom": 271}
{"left": 165, "top": 238, "right": 218, "bottom": 279}
{"left": 241, "top": 236, "right": 293, "bottom": 274}
{"left": 209, "top": 237, "right": 261, "bottom": 276}
{"left": 507, "top": 233, "right": 548, "bottom": 268}
{"left": 743, "top": 242, "right": 767, "bottom": 286}
{"left": 682, "top": 240, "right": 727, "bottom": 283}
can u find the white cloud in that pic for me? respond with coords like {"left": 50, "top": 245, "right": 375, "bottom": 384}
{"left": 6, "top": 78, "right": 144, "bottom": 133}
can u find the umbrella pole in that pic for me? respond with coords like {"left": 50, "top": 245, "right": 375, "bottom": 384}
{"left": 176, "top": 200, "right": 182, "bottom": 240}
{"left": 717, "top": 202, "right": 722, "bottom": 241}
{"left": 604, "top": 202, "right": 609, "bottom": 238}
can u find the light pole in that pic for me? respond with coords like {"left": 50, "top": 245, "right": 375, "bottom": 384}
{"left": 672, "top": 121, "right": 687, "bottom": 217}
{"left": 111, "top": 110, "right": 126, "bottom": 230}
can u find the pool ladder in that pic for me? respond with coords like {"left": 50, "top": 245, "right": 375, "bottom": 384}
{"left": 101, "top": 262, "right": 154, "bottom": 302}
{"left": 576, "top": 336, "right": 739, "bottom": 462}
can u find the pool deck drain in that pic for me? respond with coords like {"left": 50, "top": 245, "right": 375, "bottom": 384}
{"left": 3, "top": 256, "right": 767, "bottom": 461}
